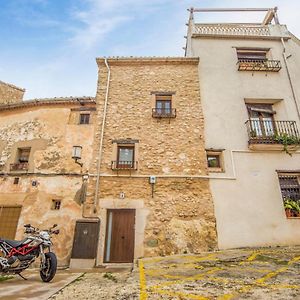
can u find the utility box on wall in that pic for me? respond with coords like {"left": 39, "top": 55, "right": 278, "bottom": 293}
{"left": 149, "top": 176, "right": 156, "bottom": 184}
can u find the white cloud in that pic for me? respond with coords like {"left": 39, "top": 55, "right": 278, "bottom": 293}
{"left": 68, "top": 0, "right": 175, "bottom": 50}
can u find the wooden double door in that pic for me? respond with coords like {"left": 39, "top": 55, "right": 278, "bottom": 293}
{"left": 104, "top": 209, "right": 135, "bottom": 263}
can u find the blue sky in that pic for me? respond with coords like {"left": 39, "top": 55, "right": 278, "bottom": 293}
{"left": 0, "top": 0, "right": 299, "bottom": 99}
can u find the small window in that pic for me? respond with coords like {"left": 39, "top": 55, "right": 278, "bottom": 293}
{"left": 116, "top": 145, "right": 135, "bottom": 169}
{"left": 13, "top": 177, "right": 19, "bottom": 185}
{"left": 17, "top": 148, "right": 30, "bottom": 163}
{"left": 278, "top": 173, "right": 300, "bottom": 218}
{"left": 153, "top": 95, "right": 176, "bottom": 118}
{"left": 51, "top": 200, "right": 61, "bottom": 210}
{"left": 237, "top": 49, "right": 268, "bottom": 61}
{"left": 79, "top": 113, "right": 90, "bottom": 124}
{"left": 206, "top": 151, "right": 224, "bottom": 172}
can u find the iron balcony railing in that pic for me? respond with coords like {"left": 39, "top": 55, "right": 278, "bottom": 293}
{"left": 245, "top": 120, "right": 300, "bottom": 144}
{"left": 152, "top": 108, "right": 176, "bottom": 118}
{"left": 238, "top": 59, "right": 282, "bottom": 72}
{"left": 111, "top": 161, "right": 138, "bottom": 170}
{"left": 10, "top": 162, "right": 29, "bottom": 171}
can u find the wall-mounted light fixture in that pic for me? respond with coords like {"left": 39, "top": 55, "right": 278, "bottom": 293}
{"left": 72, "top": 146, "right": 83, "bottom": 167}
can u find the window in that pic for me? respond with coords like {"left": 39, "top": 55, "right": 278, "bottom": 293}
{"left": 79, "top": 113, "right": 90, "bottom": 124}
{"left": 117, "top": 145, "right": 134, "bottom": 169}
{"left": 13, "top": 177, "right": 19, "bottom": 185}
{"left": 206, "top": 150, "right": 224, "bottom": 172}
{"left": 156, "top": 95, "right": 172, "bottom": 114}
{"left": 278, "top": 173, "right": 300, "bottom": 218}
{"left": 10, "top": 148, "right": 31, "bottom": 171}
{"left": 152, "top": 94, "right": 176, "bottom": 118}
{"left": 237, "top": 48, "right": 281, "bottom": 72}
{"left": 51, "top": 200, "right": 61, "bottom": 210}
{"left": 18, "top": 148, "right": 30, "bottom": 163}
{"left": 247, "top": 104, "right": 275, "bottom": 138}
{"left": 237, "top": 49, "right": 268, "bottom": 61}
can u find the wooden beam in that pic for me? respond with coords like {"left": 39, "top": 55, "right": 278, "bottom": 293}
{"left": 262, "top": 10, "right": 275, "bottom": 25}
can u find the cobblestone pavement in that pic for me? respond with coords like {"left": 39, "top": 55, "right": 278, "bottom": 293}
{"left": 139, "top": 246, "right": 300, "bottom": 299}
{"left": 51, "top": 246, "right": 300, "bottom": 300}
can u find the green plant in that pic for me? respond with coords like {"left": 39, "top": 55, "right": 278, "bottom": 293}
{"left": 273, "top": 133, "right": 300, "bottom": 155}
{"left": 103, "top": 272, "right": 117, "bottom": 283}
{"left": 0, "top": 275, "right": 13, "bottom": 282}
{"left": 284, "top": 199, "right": 300, "bottom": 217}
{"left": 250, "top": 130, "right": 257, "bottom": 138}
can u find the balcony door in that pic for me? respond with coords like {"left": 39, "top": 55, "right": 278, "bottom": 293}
{"left": 247, "top": 104, "right": 275, "bottom": 138}
{"left": 117, "top": 145, "right": 134, "bottom": 169}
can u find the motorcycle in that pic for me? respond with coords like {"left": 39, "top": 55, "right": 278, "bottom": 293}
{"left": 0, "top": 223, "right": 59, "bottom": 282}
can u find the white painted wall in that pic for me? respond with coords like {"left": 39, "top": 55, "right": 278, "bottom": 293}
{"left": 187, "top": 24, "right": 300, "bottom": 249}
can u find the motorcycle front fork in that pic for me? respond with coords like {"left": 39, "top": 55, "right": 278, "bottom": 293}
{"left": 39, "top": 245, "right": 50, "bottom": 271}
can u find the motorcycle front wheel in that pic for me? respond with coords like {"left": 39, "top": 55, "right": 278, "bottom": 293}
{"left": 40, "top": 252, "right": 57, "bottom": 282}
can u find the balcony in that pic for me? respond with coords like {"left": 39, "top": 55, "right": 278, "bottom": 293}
{"left": 246, "top": 120, "right": 300, "bottom": 151}
{"left": 10, "top": 162, "right": 29, "bottom": 171}
{"left": 238, "top": 59, "right": 281, "bottom": 72}
{"left": 111, "top": 161, "right": 138, "bottom": 171}
{"left": 192, "top": 24, "right": 290, "bottom": 40}
{"left": 152, "top": 108, "right": 176, "bottom": 118}
{"left": 194, "top": 24, "right": 271, "bottom": 37}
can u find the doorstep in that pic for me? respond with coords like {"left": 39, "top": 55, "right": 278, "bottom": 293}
{"left": 69, "top": 258, "right": 95, "bottom": 269}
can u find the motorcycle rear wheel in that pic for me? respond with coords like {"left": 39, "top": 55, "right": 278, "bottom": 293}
{"left": 40, "top": 252, "right": 57, "bottom": 282}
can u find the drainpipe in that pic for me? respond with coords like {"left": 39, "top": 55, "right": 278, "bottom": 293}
{"left": 280, "top": 37, "right": 300, "bottom": 121}
{"left": 93, "top": 58, "right": 111, "bottom": 213}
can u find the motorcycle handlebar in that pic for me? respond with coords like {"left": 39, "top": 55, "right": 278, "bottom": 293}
{"left": 24, "top": 224, "right": 59, "bottom": 235}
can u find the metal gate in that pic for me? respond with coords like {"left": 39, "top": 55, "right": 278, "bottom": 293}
{"left": 71, "top": 220, "right": 100, "bottom": 259}
{"left": 0, "top": 206, "right": 22, "bottom": 239}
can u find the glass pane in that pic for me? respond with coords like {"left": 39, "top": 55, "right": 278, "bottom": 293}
{"left": 250, "top": 118, "right": 263, "bottom": 137}
{"left": 119, "top": 148, "right": 133, "bottom": 162}
{"left": 164, "top": 101, "right": 171, "bottom": 114}
{"left": 207, "top": 155, "right": 220, "bottom": 168}
{"left": 263, "top": 117, "right": 274, "bottom": 136}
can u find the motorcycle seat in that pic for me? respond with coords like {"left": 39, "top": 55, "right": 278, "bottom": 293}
{"left": 2, "top": 238, "right": 28, "bottom": 248}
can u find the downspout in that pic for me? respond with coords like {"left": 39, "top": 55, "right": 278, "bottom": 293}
{"left": 93, "top": 58, "right": 111, "bottom": 213}
{"left": 280, "top": 37, "right": 300, "bottom": 121}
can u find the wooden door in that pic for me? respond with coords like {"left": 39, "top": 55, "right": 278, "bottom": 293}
{"left": 71, "top": 221, "right": 100, "bottom": 259}
{"left": 0, "top": 206, "right": 22, "bottom": 239}
{"left": 104, "top": 209, "right": 135, "bottom": 263}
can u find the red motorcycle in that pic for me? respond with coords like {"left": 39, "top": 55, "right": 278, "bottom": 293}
{"left": 0, "top": 224, "right": 59, "bottom": 282}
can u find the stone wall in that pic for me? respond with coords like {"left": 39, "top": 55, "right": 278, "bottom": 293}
{"left": 86, "top": 58, "right": 217, "bottom": 262}
{"left": 0, "top": 81, "right": 25, "bottom": 104}
{"left": 0, "top": 102, "right": 95, "bottom": 266}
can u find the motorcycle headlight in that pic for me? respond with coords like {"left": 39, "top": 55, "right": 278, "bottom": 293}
{"left": 40, "top": 231, "right": 50, "bottom": 240}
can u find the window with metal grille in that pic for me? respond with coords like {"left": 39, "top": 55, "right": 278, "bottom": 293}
{"left": 79, "top": 113, "right": 90, "bottom": 124}
{"left": 278, "top": 173, "right": 300, "bottom": 218}
{"left": 51, "top": 200, "right": 61, "bottom": 210}
{"left": 278, "top": 174, "right": 300, "bottom": 201}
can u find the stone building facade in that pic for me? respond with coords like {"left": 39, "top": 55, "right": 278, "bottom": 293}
{"left": 0, "top": 81, "right": 25, "bottom": 104}
{"left": 78, "top": 57, "right": 217, "bottom": 266}
{"left": 0, "top": 96, "right": 96, "bottom": 266}
{"left": 0, "top": 58, "right": 217, "bottom": 267}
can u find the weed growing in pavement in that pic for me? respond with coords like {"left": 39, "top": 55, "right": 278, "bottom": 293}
{"left": 0, "top": 275, "right": 13, "bottom": 282}
{"left": 103, "top": 272, "right": 117, "bottom": 283}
